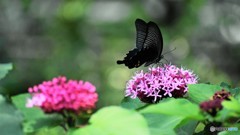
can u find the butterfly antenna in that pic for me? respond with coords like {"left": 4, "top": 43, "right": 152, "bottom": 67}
{"left": 163, "top": 57, "right": 169, "bottom": 63}
{"left": 162, "top": 47, "right": 176, "bottom": 56}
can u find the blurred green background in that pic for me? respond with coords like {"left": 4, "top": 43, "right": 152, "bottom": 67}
{"left": 0, "top": 0, "right": 240, "bottom": 108}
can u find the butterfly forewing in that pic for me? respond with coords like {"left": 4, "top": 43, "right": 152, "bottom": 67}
{"left": 135, "top": 19, "right": 148, "bottom": 50}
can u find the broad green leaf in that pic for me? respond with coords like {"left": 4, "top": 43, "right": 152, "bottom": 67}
{"left": 12, "top": 94, "right": 43, "bottom": 120}
{"left": 72, "top": 106, "right": 150, "bottom": 135}
{"left": 121, "top": 97, "right": 146, "bottom": 110}
{"left": 143, "top": 113, "right": 184, "bottom": 135}
{"left": 0, "top": 95, "right": 23, "bottom": 135}
{"left": 188, "top": 84, "right": 222, "bottom": 104}
{"left": 0, "top": 63, "right": 12, "bottom": 80}
{"left": 12, "top": 94, "right": 63, "bottom": 133}
{"left": 140, "top": 98, "right": 204, "bottom": 120}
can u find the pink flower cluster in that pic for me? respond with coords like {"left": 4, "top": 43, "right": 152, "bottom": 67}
{"left": 126, "top": 64, "right": 198, "bottom": 103}
{"left": 26, "top": 76, "right": 98, "bottom": 113}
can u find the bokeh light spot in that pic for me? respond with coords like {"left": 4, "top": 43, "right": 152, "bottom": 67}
{"left": 108, "top": 67, "right": 130, "bottom": 91}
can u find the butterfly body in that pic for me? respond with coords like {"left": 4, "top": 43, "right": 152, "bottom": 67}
{"left": 117, "top": 19, "right": 163, "bottom": 69}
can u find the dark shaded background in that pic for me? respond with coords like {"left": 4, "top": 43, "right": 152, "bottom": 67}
{"left": 0, "top": 0, "right": 240, "bottom": 108}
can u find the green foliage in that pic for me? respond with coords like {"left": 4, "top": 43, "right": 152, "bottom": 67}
{"left": 12, "top": 94, "right": 63, "bottom": 133}
{"left": 120, "top": 97, "right": 146, "bottom": 110}
{"left": 118, "top": 83, "right": 240, "bottom": 135}
{"left": 142, "top": 113, "right": 184, "bottom": 135}
{"left": 220, "top": 82, "right": 240, "bottom": 98}
{"left": 218, "top": 131, "right": 240, "bottom": 135}
{"left": 188, "top": 83, "right": 222, "bottom": 104}
{"left": 72, "top": 106, "right": 150, "bottom": 135}
{"left": 1, "top": 1, "right": 240, "bottom": 134}
{"left": 6, "top": 82, "right": 238, "bottom": 135}
{"left": 222, "top": 97, "right": 240, "bottom": 113}
{"left": 175, "top": 120, "right": 198, "bottom": 135}
{"left": 58, "top": 1, "right": 91, "bottom": 21}
{"left": 26, "top": 126, "right": 66, "bottom": 135}
{"left": 140, "top": 98, "right": 204, "bottom": 120}
{"left": 0, "top": 63, "right": 13, "bottom": 95}
{"left": 1, "top": 60, "right": 239, "bottom": 135}
{"left": 0, "top": 95, "right": 23, "bottom": 135}
{"left": 1, "top": 69, "right": 240, "bottom": 135}
{"left": 0, "top": 63, "right": 12, "bottom": 80}
{"left": 216, "top": 97, "right": 240, "bottom": 123}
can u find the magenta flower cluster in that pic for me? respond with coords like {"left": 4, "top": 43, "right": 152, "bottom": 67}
{"left": 26, "top": 76, "right": 98, "bottom": 113}
{"left": 126, "top": 64, "right": 198, "bottom": 103}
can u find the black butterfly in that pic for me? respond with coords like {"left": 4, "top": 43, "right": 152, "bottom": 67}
{"left": 117, "top": 18, "right": 163, "bottom": 69}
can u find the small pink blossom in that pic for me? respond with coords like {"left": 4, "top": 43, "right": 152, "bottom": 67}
{"left": 126, "top": 64, "right": 198, "bottom": 103}
{"left": 26, "top": 76, "right": 98, "bottom": 113}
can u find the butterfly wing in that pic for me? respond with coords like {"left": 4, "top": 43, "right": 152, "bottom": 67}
{"left": 143, "top": 21, "right": 163, "bottom": 66}
{"left": 135, "top": 19, "right": 148, "bottom": 50}
{"left": 116, "top": 48, "right": 151, "bottom": 69}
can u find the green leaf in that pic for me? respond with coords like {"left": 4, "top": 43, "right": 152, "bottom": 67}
{"left": 216, "top": 97, "right": 240, "bottom": 122}
{"left": 218, "top": 130, "right": 240, "bottom": 135}
{"left": 120, "top": 97, "right": 146, "bottom": 110}
{"left": 29, "top": 126, "right": 66, "bottom": 135}
{"left": 188, "top": 84, "right": 222, "bottom": 104}
{"left": 193, "top": 131, "right": 205, "bottom": 135}
{"left": 0, "top": 95, "right": 23, "bottom": 135}
{"left": 72, "top": 106, "right": 150, "bottom": 135}
{"left": 12, "top": 94, "right": 63, "bottom": 133}
{"left": 220, "top": 82, "right": 240, "bottom": 98}
{"left": 220, "top": 82, "right": 231, "bottom": 89}
{"left": 140, "top": 98, "right": 204, "bottom": 120}
{"left": 222, "top": 98, "right": 240, "bottom": 113}
{"left": 71, "top": 126, "right": 106, "bottom": 135}
{"left": 143, "top": 113, "right": 184, "bottom": 135}
{"left": 175, "top": 120, "right": 198, "bottom": 135}
{"left": 230, "top": 88, "right": 240, "bottom": 98}
{"left": 0, "top": 63, "right": 12, "bottom": 80}
{"left": 194, "top": 122, "right": 205, "bottom": 134}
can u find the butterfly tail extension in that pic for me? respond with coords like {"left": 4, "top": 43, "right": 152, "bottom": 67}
{"left": 116, "top": 60, "right": 124, "bottom": 64}
{"left": 117, "top": 48, "right": 138, "bottom": 66}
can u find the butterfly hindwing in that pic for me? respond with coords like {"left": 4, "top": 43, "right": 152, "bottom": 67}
{"left": 144, "top": 45, "right": 159, "bottom": 67}
{"left": 143, "top": 22, "right": 163, "bottom": 57}
{"left": 117, "top": 48, "right": 151, "bottom": 69}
